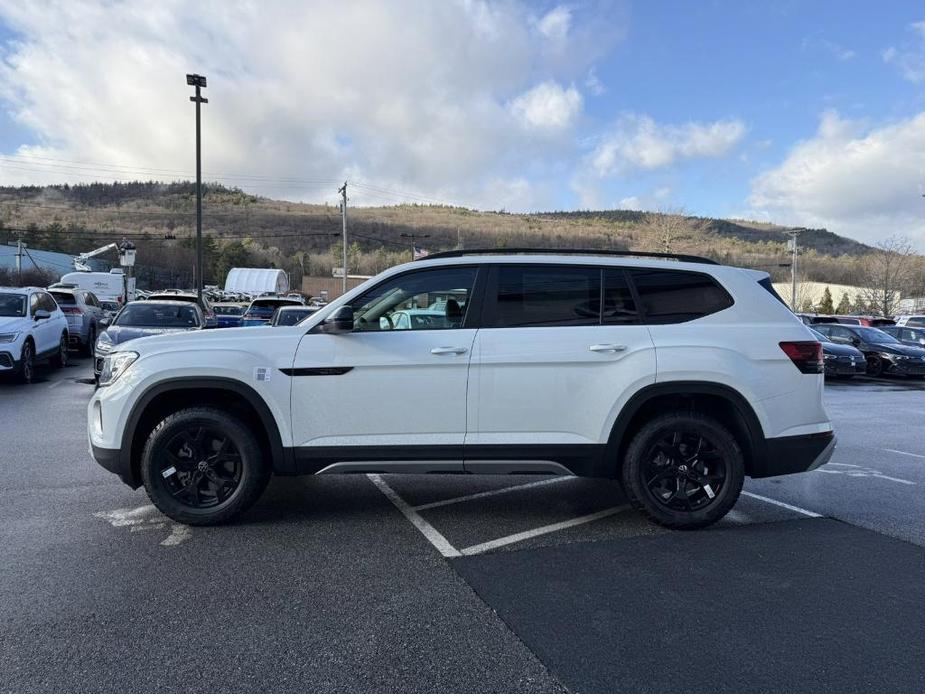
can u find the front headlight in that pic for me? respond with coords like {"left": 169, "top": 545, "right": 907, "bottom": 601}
{"left": 98, "top": 351, "right": 138, "bottom": 386}
{"left": 885, "top": 352, "right": 909, "bottom": 360}
{"left": 0, "top": 332, "right": 20, "bottom": 343}
{"left": 823, "top": 354, "right": 836, "bottom": 361}
{"left": 95, "top": 332, "right": 113, "bottom": 355}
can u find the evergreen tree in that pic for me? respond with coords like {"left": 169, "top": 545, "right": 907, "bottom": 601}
{"left": 817, "top": 287, "right": 835, "bottom": 314}
{"left": 835, "top": 292, "right": 851, "bottom": 314}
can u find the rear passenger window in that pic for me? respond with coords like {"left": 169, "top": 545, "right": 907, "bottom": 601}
{"left": 490, "top": 266, "right": 601, "bottom": 328}
{"left": 630, "top": 269, "right": 733, "bottom": 324}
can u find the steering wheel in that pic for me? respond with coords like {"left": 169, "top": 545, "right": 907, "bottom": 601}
{"left": 381, "top": 313, "right": 395, "bottom": 330}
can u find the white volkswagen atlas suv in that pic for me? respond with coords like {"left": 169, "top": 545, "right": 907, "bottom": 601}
{"left": 88, "top": 249, "right": 834, "bottom": 529}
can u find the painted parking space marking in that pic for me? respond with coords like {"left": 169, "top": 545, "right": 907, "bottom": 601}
{"left": 412, "top": 477, "right": 576, "bottom": 512}
{"left": 458, "top": 506, "right": 629, "bottom": 556}
{"left": 741, "top": 491, "right": 822, "bottom": 518}
{"left": 368, "top": 474, "right": 462, "bottom": 558}
{"left": 885, "top": 448, "right": 925, "bottom": 460}
{"left": 93, "top": 505, "right": 194, "bottom": 547}
{"left": 816, "top": 461, "right": 915, "bottom": 485}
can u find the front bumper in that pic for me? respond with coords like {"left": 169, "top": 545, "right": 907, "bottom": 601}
{"left": 751, "top": 430, "right": 836, "bottom": 478}
{"left": 884, "top": 358, "right": 925, "bottom": 376}
{"left": 824, "top": 355, "right": 866, "bottom": 376}
{"left": 90, "top": 443, "right": 139, "bottom": 487}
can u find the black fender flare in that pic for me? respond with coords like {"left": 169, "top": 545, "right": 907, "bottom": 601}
{"left": 602, "top": 381, "right": 767, "bottom": 477}
{"left": 120, "top": 377, "right": 290, "bottom": 487}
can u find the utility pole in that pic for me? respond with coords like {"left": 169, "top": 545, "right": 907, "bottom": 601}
{"left": 338, "top": 181, "right": 348, "bottom": 294}
{"left": 187, "top": 73, "right": 208, "bottom": 302}
{"left": 400, "top": 233, "right": 430, "bottom": 262}
{"left": 15, "top": 236, "right": 23, "bottom": 285}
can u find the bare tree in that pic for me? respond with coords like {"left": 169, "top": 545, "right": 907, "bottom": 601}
{"left": 861, "top": 235, "right": 917, "bottom": 316}
{"left": 642, "top": 207, "right": 708, "bottom": 253}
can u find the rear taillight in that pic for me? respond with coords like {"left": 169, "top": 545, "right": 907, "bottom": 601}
{"left": 780, "top": 341, "right": 823, "bottom": 374}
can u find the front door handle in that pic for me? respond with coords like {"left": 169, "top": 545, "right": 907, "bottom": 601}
{"left": 431, "top": 346, "right": 469, "bottom": 355}
{"left": 589, "top": 344, "right": 628, "bottom": 353}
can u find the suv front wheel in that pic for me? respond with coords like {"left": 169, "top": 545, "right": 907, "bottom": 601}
{"left": 621, "top": 411, "right": 744, "bottom": 530}
{"left": 141, "top": 407, "right": 271, "bottom": 526}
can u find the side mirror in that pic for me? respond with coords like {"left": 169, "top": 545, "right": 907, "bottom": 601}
{"left": 320, "top": 306, "right": 354, "bottom": 334}
{"left": 34, "top": 309, "right": 50, "bottom": 321}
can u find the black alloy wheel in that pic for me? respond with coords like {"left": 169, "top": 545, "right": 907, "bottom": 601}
{"left": 160, "top": 426, "right": 243, "bottom": 509}
{"left": 621, "top": 412, "right": 744, "bottom": 529}
{"left": 51, "top": 334, "right": 68, "bottom": 368}
{"left": 642, "top": 430, "right": 727, "bottom": 513}
{"left": 19, "top": 341, "right": 34, "bottom": 383}
{"left": 141, "top": 407, "right": 270, "bottom": 525}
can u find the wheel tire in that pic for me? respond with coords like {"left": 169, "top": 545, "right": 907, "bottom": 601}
{"left": 621, "top": 411, "right": 745, "bottom": 530}
{"left": 141, "top": 407, "right": 271, "bottom": 526}
{"left": 17, "top": 340, "right": 35, "bottom": 384}
{"left": 50, "top": 333, "right": 69, "bottom": 369}
{"left": 82, "top": 326, "right": 96, "bottom": 357}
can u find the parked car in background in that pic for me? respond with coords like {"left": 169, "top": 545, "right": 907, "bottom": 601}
{"left": 145, "top": 291, "right": 217, "bottom": 328}
{"left": 48, "top": 287, "right": 105, "bottom": 355}
{"left": 810, "top": 328, "right": 866, "bottom": 378}
{"left": 895, "top": 315, "right": 925, "bottom": 327}
{"left": 213, "top": 303, "right": 246, "bottom": 328}
{"left": 0, "top": 286, "right": 69, "bottom": 383}
{"left": 94, "top": 300, "right": 204, "bottom": 380}
{"left": 242, "top": 297, "right": 304, "bottom": 326}
{"left": 99, "top": 300, "right": 120, "bottom": 320}
{"left": 880, "top": 325, "right": 925, "bottom": 348}
{"left": 269, "top": 305, "right": 319, "bottom": 326}
{"left": 813, "top": 323, "right": 925, "bottom": 377}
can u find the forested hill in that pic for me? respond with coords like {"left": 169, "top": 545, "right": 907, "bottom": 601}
{"left": 0, "top": 181, "right": 877, "bottom": 288}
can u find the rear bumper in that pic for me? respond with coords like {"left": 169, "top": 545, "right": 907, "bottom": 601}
{"left": 750, "top": 430, "right": 836, "bottom": 478}
{"left": 90, "top": 443, "right": 140, "bottom": 488}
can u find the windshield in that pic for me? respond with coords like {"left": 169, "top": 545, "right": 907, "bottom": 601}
{"left": 114, "top": 303, "right": 200, "bottom": 328}
{"left": 0, "top": 293, "right": 26, "bottom": 317}
{"left": 252, "top": 299, "right": 302, "bottom": 310}
{"left": 855, "top": 327, "right": 898, "bottom": 344}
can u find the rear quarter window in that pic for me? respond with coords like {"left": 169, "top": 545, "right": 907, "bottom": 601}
{"left": 630, "top": 269, "right": 733, "bottom": 324}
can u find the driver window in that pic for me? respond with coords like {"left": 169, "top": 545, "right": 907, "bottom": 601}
{"left": 351, "top": 267, "right": 478, "bottom": 332}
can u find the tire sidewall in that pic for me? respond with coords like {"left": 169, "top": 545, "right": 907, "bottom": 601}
{"left": 20, "top": 341, "right": 34, "bottom": 383}
{"left": 622, "top": 413, "right": 745, "bottom": 529}
{"left": 141, "top": 409, "right": 265, "bottom": 524}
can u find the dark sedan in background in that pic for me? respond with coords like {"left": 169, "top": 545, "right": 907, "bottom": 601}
{"left": 213, "top": 303, "right": 245, "bottom": 328}
{"left": 810, "top": 328, "right": 867, "bottom": 378}
{"left": 269, "top": 305, "right": 319, "bottom": 326}
{"left": 242, "top": 297, "right": 304, "bottom": 327}
{"left": 814, "top": 323, "right": 925, "bottom": 377}
{"left": 880, "top": 325, "right": 925, "bottom": 349}
{"left": 94, "top": 300, "right": 204, "bottom": 380}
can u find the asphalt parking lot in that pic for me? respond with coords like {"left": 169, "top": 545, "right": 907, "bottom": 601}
{"left": 2, "top": 359, "right": 925, "bottom": 693}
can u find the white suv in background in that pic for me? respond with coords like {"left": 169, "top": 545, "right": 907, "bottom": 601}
{"left": 0, "top": 286, "right": 70, "bottom": 383}
{"left": 88, "top": 250, "right": 834, "bottom": 529}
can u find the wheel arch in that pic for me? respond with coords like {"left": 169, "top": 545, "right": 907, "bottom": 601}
{"left": 603, "top": 381, "right": 766, "bottom": 479}
{"left": 120, "top": 377, "right": 290, "bottom": 489}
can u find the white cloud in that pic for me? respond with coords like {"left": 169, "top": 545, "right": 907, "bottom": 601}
{"left": 509, "top": 80, "right": 582, "bottom": 131}
{"left": 748, "top": 110, "right": 925, "bottom": 249}
{"left": 882, "top": 20, "right": 925, "bottom": 83}
{"left": 584, "top": 67, "right": 605, "bottom": 96}
{"left": 802, "top": 36, "right": 856, "bottom": 62}
{"left": 0, "top": 0, "right": 623, "bottom": 212}
{"left": 588, "top": 114, "right": 746, "bottom": 176}
{"left": 536, "top": 5, "right": 572, "bottom": 42}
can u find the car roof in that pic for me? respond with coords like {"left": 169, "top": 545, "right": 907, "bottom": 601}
{"left": 0, "top": 286, "right": 37, "bottom": 294}
{"left": 128, "top": 299, "right": 201, "bottom": 309}
{"left": 410, "top": 253, "right": 727, "bottom": 273}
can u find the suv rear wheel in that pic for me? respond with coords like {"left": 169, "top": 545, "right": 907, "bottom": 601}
{"left": 141, "top": 407, "right": 271, "bottom": 526}
{"left": 621, "top": 411, "right": 744, "bottom": 529}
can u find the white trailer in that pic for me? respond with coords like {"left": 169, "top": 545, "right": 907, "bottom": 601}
{"left": 224, "top": 268, "right": 289, "bottom": 296}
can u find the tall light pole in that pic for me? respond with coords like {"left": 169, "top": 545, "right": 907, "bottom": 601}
{"left": 786, "top": 227, "right": 807, "bottom": 310}
{"left": 337, "top": 181, "right": 348, "bottom": 294}
{"left": 187, "top": 73, "right": 208, "bottom": 301}
{"left": 400, "top": 233, "right": 430, "bottom": 262}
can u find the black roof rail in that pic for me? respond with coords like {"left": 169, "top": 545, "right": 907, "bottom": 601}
{"left": 417, "top": 247, "right": 719, "bottom": 265}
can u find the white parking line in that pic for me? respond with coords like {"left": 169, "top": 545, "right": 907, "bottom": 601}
{"left": 741, "top": 491, "right": 822, "bottom": 518}
{"left": 458, "top": 506, "right": 629, "bottom": 556}
{"left": 412, "top": 477, "right": 576, "bottom": 512}
{"left": 47, "top": 379, "right": 64, "bottom": 389}
{"left": 886, "top": 448, "right": 925, "bottom": 460}
{"left": 368, "top": 474, "right": 462, "bottom": 558}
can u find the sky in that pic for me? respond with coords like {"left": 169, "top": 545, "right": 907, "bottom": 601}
{"left": 1, "top": 0, "right": 925, "bottom": 249}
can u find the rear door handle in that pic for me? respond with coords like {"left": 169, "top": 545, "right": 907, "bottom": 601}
{"left": 431, "top": 346, "right": 469, "bottom": 355}
{"left": 589, "top": 344, "right": 628, "bottom": 353}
